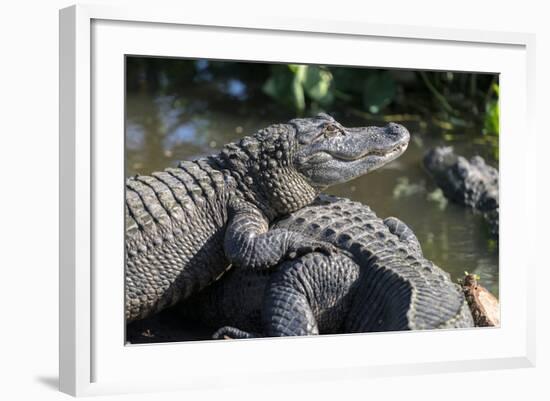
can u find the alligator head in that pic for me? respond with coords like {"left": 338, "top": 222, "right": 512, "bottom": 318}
{"left": 214, "top": 113, "right": 410, "bottom": 217}
{"left": 423, "top": 146, "right": 499, "bottom": 211}
{"left": 292, "top": 113, "right": 410, "bottom": 189}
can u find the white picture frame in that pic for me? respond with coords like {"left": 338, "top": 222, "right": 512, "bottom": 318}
{"left": 59, "top": 4, "right": 536, "bottom": 397}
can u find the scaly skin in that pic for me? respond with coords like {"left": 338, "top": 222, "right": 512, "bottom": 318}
{"left": 181, "top": 195, "right": 474, "bottom": 338}
{"left": 125, "top": 114, "right": 410, "bottom": 322}
{"left": 423, "top": 147, "right": 499, "bottom": 238}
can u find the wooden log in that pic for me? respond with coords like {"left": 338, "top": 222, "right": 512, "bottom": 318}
{"left": 461, "top": 274, "right": 500, "bottom": 327}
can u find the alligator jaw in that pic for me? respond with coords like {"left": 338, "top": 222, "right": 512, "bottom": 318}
{"left": 343, "top": 140, "right": 409, "bottom": 161}
{"left": 306, "top": 141, "right": 408, "bottom": 165}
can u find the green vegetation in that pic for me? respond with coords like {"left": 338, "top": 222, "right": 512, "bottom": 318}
{"left": 126, "top": 57, "right": 499, "bottom": 160}
{"left": 482, "top": 83, "right": 500, "bottom": 159}
{"left": 483, "top": 83, "right": 500, "bottom": 135}
{"left": 262, "top": 65, "right": 334, "bottom": 112}
{"left": 259, "top": 65, "right": 499, "bottom": 159}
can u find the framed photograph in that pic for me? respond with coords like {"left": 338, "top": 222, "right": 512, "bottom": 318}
{"left": 59, "top": 4, "right": 536, "bottom": 396}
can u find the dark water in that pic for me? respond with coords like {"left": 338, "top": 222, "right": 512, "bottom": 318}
{"left": 125, "top": 91, "right": 499, "bottom": 297}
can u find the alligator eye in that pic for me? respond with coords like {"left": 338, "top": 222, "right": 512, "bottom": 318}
{"left": 323, "top": 124, "right": 340, "bottom": 138}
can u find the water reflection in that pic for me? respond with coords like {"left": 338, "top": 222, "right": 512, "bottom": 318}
{"left": 125, "top": 87, "right": 499, "bottom": 297}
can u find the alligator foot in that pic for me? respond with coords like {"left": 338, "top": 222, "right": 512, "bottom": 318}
{"left": 212, "top": 326, "right": 259, "bottom": 340}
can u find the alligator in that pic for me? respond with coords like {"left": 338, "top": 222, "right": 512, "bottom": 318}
{"left": 125, "top": 114, "right": 410, "bottom": 322}
{"left": 180, "top": 195, "right": 474, "bottom": 338}
{"left": 423, "top": 147, "right": 499, "bottom": 238}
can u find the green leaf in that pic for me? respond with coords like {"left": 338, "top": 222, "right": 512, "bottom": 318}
{"left": 362, "top": 72, "right": 396, "bottom": 114}
{"left": 303, "top": 66, "right": 334, "bottom": 106}
{"left": 491, "top": 82, "right": 500, "bottom": 96}
{"left": 331, "top": 69, "right": 366, "bottom": 94}
{"left": 262, "top": 65, "right": 305, "bottom": 112}
{"left": 262, "top": 67, "right": 292, "bottom": 99}
{"left": 483, "top": 83, "right": 499, "bottom": 136}
{"left": 483, "top": 99, "right": 499, "bottom": 135}
{"left": 262, "top": 64, "right": 334, "bottom": 113}
{"left": 290, "top": 65, "right": 307, "bottom": 112}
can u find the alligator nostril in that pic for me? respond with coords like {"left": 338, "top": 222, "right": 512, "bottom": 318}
{"left": 387, "top": 123, "right": 409, "bottom": 140}
{"left": 386, "top": 123, "right": 401, "bottom": 135}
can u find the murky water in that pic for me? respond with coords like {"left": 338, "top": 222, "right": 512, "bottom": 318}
{"left": 125, "top": 89, "right": 499, "bottom": 297}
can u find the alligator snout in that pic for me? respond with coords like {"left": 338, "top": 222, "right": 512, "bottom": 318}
{"left": 385, "top": 122, "right": 410, "bottom": 145}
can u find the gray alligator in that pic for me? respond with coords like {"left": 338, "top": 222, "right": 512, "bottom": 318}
{"left": 125, "top": 114, "right": 410, "bottom": 322}
{"left": 423, "top": 147, "right": 499, "bottom": 238}
{"left": 181, "top": 195, "right": 474, "bottom": 338}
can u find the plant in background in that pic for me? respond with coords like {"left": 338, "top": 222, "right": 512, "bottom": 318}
{"left": 483, "top": 83, "right": 499, "bottom": 136}
{"left": 361, "top": 71, "right": 397, "bottom": 114}
{"left": 128, "top": 57, "right": 499, "bottom": 162}
{"left": 262, "top": 65, "right": 334, "bottom": 114}
{"left": 263, "top": 65, "right": 402, "bottom": 117}
{"left": 482, "top": 83, "right": 499, "bottom": 160}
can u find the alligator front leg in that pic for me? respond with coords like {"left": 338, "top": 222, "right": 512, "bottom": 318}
{"left": 262, "top": 252, "right": 359, "bottom": 336}
{"left": 224, "top": 199, "right": 337, "bottom": 270}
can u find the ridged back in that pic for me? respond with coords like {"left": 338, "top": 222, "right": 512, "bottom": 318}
{"left": 125, "top": 159, "right": 231, "bottom": 321}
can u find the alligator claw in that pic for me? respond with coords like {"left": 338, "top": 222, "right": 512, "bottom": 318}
{"left": 212, "top": 326, "right": 257, "bottom": 339}
{"left": 313, "top": 242, "right": 339, "bottom": 256}
{"left": 289, "top": 240, "right": 338, "bottom": 259}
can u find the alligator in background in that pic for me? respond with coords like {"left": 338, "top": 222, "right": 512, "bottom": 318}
{"left": 423, "top": 147, "right": 499, "bottom": 238}
{"left": 125, "top": 114, "right": 410, "bottom": 322}
{"left": 180, "top": 195, "right": 474, "bottom": 339}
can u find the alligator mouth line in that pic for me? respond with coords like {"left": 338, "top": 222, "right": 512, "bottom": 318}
{"left": 333, "top": 141, "right": 408, "bottom": 161}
